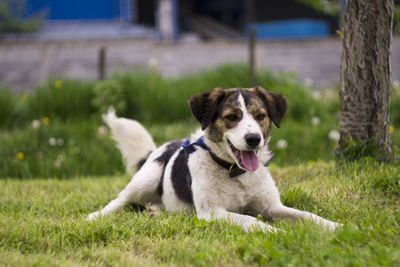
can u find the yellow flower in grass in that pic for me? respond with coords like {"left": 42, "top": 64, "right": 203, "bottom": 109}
{"left": 43, "top": 117, "right": 50, "bottom": 125}
{"left": 16, "top": 152, "right": 24, "bottom": 160}
{"left": 385, "top": 229, "right": 394, "bottom": 236}
{"left": 389, "top": 125, "right": 394, "bottom": 134}
{"left": 54, "top": 80, "right": 63, "bottom": 89}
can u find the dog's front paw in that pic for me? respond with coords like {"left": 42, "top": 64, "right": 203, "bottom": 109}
{"left": 145, "top": 203, "right": 163, "bottom": 214}
{"left": 87, "top": 211, "right": 100, "bottom": 221}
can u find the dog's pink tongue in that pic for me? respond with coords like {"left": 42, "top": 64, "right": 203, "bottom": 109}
{"left": 240, "top": 151, "right": 259, "bottom": 171}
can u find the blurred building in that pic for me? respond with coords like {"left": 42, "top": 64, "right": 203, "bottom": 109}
{"left": 2, "top": 0, "right": 357, "bottom": 91}
{"left": 24, "top": 0, "right": 338, "bottom": 40}
{"left": 180, "top": 0, "right": 338, "bottom": 39}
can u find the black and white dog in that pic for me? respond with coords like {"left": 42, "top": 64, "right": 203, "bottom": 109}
{"left": 88, "top": 86, "right": 341, "bottom": 232}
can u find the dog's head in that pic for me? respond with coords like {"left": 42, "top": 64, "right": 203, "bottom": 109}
{"left": 189, "top": 86, "right": 287, "bottom": 172}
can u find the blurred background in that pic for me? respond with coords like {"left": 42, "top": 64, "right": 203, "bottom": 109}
{"left": 0, "top": 0, "right": 400, "bottom": 178}
{"left": 1, "top": 0, "right": 399, "bottom": 91}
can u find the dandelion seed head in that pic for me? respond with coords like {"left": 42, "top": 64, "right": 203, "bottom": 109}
{"left": 31, "top": 120, "right": 40, "bottom": 129}
{"left": 328, "top": 130, "right": 340, "bottom": 142}
{"left": 311, "top": 116, "right": 321, "bottom": 126}
{"left": 49, "top": 137, "right": 57, "bottom": 146}
{"left": 311, "top": 90, "right": 321, "bottom": 100}
{"left": 276, "top": 139, "right": 288, "bottom": 149}
{"left": 393, "top": 79, "right": 399, "bottom": 89}
{"left": 57, "top": 138, "right": 64, "bottom": 146}
{"left": 148, "top": 58, "right": 159, "bottom": 69}
{"left": 55, "top": 155, "right": 63, "bottom": 168}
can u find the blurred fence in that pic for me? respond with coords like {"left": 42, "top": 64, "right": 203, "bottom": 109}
{"left": 1, "top": 37, "right": 400, "bottom": 92}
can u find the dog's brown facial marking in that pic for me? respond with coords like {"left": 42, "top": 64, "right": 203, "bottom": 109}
{"left": 253, "top": 86, "right": 288, "bottom": 128}
{"left": 207, "top": 90, "right": 242, "bottom": 142}
{"left": 247, "top": 100, "right": 271, "bottom": 139}
{"left": 189, "top": 87, "right": 226, "bottom": 131}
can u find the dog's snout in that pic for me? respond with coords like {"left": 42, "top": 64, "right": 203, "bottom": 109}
{"left": 245, "top": 133, "right": 261, "bottom": 148}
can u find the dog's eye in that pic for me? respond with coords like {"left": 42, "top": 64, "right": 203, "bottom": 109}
{"left": 256, "top": 113, "right": 266, "bottom": 121}
{"left": 225, "top": 114, "right": 239, "bottom": 122}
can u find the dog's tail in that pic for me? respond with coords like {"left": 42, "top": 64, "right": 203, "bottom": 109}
{"left": 102, "top": 107, "right": 156, "bottom": 173}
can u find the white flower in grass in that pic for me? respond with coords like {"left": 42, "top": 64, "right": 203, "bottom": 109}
{"left": 276, "top": 139, "right": 288, "bottom": 150}
{"left": 97, "top": 125, "right": 108, "bottom": 136}
{"left": 49, "top": 137, "right": 57, "bottom": 146}
{"left": 55, "top": 155, "right": 63, "bottom": 168}
{"left": 311, "top": 90, "right": 321, "bottom": 100}
{"left": 148, "top": 58, "right": 159, "bottom": 69}
{"left": 31, "top": 119, "right": 40, "bottom": 129}
{"left": 57, "top": 138, "right": 64, "bottom": 146}
{"left": 393, "top": 80, "right": 400, "bottom": 96}
{"left": 311, "top": 116, "right": 321, "bottom": 126}
{"left": 303, "top": 77, "right": 314, "bottom": 88}
{"left": 393, "top": 79, "right": 399, "bottom": 89}
{"left": 328, "top": 130, "right": 340, "bottom": 142}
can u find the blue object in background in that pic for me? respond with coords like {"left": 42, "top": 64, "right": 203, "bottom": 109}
{"left": 26, "top": 0, "right": 120, "bottom": 20}
{"left": 246, "top": 19, "right": 330, "bottom": 39}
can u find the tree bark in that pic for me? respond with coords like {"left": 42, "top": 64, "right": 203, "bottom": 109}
{"left": 339, "top": 0, "right": 394, "bottom": 158}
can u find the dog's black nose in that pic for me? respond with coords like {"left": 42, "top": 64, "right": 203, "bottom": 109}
{"left": 245, "top": 133, "right": 261, "bottom": 148}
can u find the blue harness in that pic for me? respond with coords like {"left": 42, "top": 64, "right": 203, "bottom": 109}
{"left": 182, "top": 136, "right": 208, "bottom": 154}
{"left": 181, "top": 136, "right": 246, "bottom": 177}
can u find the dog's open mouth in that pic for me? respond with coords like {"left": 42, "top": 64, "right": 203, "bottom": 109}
{"left": 228, "top": 140, "right": 260, "bottom": 172}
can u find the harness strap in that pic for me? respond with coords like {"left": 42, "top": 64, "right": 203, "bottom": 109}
{"left": 182, "top": 136, "right": 246, "bottom": 178}
{"left": 182, "top": 136, "right": 208, "bottom": 154}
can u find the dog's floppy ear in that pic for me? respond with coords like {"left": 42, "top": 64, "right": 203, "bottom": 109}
{"left": 255, "top": 86, "right": 287, "bottom": 128}
{"left": 189, "top": 87, "right": 225, "bottom": 130}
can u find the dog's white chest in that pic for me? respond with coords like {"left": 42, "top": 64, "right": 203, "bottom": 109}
{"left": 189, "top": 151, "right": 277, "bottom": 213}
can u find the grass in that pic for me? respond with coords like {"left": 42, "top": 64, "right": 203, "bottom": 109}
{"left": 0, "top": 119, "right": 124, "bottom": 178}
{"left": 0, "top": 64, "right": 338, "bottom": 127}
{"left": 1, "top": 160, "right": 399, "bottom": 266}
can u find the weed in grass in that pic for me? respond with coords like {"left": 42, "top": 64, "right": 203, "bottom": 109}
{"left": 26, "top": 78, "right": 96, "bottom": 122}
{"left": 0, "top": 119, "right": 124, "bottom": 178}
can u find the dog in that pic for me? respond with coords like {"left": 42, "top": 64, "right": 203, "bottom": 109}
{"left": 88, "top": 86, "right": 341, "bottom": 232}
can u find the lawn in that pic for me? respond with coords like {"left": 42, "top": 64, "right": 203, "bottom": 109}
{"left": 0, "top": 64, "right": 399, "bottom": 266}
{"left": 1, "top": 160, "right": 399, "bottom": 266}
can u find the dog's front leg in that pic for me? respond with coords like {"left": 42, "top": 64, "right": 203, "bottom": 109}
{"left": 197, "top": 209, "right": 278, "bottom": 233}
{"left": 88, "top": 159, "right": 163, "bottom": 221}
{"left": 265, "top": 204, "right": 342, "bottom": 231}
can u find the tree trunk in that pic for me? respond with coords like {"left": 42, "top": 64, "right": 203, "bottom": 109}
{"left": 339, "top": 0, "right": 394, "bottom": 159}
